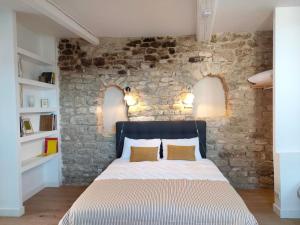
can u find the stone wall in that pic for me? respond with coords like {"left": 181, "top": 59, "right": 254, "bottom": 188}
{"left": 59, "top": 32, "right": 273, "bottom": 188}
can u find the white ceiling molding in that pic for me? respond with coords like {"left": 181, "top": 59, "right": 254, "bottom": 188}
{"left": 21, "top": 0, "right": 99, "bottom": 45}
{"left": 196, "top": 0, "right": 218, "bottom": 42}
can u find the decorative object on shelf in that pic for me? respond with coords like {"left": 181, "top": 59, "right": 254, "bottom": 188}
{"left": 248, "top": 69, "right": 273, "bottom": 89}
{"left": 182, "top": 86, "right": 195, "bottom": 108}
{"left": 40, "top": 114, "right": 57, "bottom": 131}
{"left": 44, "top": 137, "right": 58, "bottom": 155}
{"left": 39, "top": 72, "right": 55, "bottom": 84}
{"left": 22, "top": 118, "right": 34, "bottom": 135}
{"left": 27, "top": 95, "right": 35, "bottom": 107}
{"left": 41, "top": 99, "right": 49, "bottom": 108}
{"left": 17, "top": 55, "right": 23, "bottom": 77}
{"left": 124, "top": 86, "right": 137, "bottom": 106}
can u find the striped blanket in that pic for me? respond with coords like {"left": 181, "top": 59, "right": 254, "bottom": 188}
{"left": 59, "top": 179, "right": 258, "bottom": 225}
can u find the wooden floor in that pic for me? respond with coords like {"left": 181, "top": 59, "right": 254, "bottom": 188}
{"left": 0, "top": 187, "right": 300, "bottom": 225}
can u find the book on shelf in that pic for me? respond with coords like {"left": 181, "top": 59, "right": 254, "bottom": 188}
{"left": 39, "top": 72, "right": 55, "bottom": 84}
{"left": 44, "top": 137, "right": 58, "bottom": 155}
{"left": 39, "top": 114, "right": 57, "bottom": 131}
{"left": 20, "top": 116, "right": 24, "bottom": 137}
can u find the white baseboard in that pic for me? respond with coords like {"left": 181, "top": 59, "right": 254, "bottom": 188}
{"left": 0, "top": 206, "right": 24, "bottom": 217}
{"left": 23, "top": 183, "right": 61, "bottom": 202}
{"left": 23, "top": 184, "right": 45, "bottom": 202}
{"left": 273, "top": 203, "right": 300, "bottom": 218}
{"left": 45, "top": 182, "right": 60, "bottom": 187}
{"left": 273, "top": 203, "right": 280, "bottom": 216}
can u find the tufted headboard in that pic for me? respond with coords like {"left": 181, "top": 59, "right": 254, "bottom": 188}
{"left": 116, "top": 120, "right": 206, "bottom": 158}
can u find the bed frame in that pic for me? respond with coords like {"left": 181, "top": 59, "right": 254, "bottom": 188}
{"left": 116, "top": 120, "right": 206, "bottom": 158}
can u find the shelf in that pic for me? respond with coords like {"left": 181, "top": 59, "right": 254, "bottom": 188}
{"left": 18, "top": 77, "right": 56, "bottom": 89}
{"left": 250, "top": 84, "right": 273, "bottom": 90}
{"left": 20, "top": 107, "right": 58, "bottom": 114}
{"left": 17, "top": 47, "right": 54, "bottom": 66}
{"left": 20, "top": 130, "right": 58, "bottom": 143}
{"left": 21, "top": 153, "right": 59, "bottom": 173}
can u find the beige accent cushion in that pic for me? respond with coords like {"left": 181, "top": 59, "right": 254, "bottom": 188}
{"left": 167, "top": 145, "right": 196, "bottom": 161}
{"left": 130, "top": 146, "right": 158, "bottom": 162}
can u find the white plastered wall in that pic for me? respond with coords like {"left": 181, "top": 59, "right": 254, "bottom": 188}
{"left": 0, "top": 10, "right": 24, "bottom": 217}
{"left": 103, "top": 86, "right": 128, "bottom": 136}
{"left": 273, "top": 6, "right": 300, "bottom": 218}
{"left": 193, "top": 77, "right": 226, "bottom": 118}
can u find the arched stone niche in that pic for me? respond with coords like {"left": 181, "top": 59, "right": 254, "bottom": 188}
{"left": 193, "top": 76, "right": 226, "bottom": 118}
{"left": 103, "top": 86, "right": 128, "bottom": 136}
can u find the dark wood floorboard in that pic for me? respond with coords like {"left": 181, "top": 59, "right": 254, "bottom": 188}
{"left": 0, "top": 187, "right": 300, "bottom": 225}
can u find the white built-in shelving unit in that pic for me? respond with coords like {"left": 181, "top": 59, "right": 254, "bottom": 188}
{"left": 21, "top": 153, "right": 59, "bottom": 173}
{"left": 17, "top": 47, "right": 55, "bottom": 66}
{"left": 19, "top": 107, "right": 58, "bottom": 114}
{"left": 17, "top": 20, "right": 61, "bottom": 203}
{"left": 20, "top": 130, "right": 59, "bottom": 143}
{"left": 0, "top": 11, "right": 61, "bottom": 216}
{"left": 18, "top": 77, "right": 56, "bottom": 89}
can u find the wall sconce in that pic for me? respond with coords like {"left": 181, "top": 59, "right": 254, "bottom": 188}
{"left": 124, "top": 87, "right": 137, "bottom": 106}
{"left": 182, "top": 87, "right": 194, "bottom": 108}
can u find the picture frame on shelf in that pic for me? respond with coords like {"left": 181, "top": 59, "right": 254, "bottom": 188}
{"left": 22, "top": 118, "right": 34, "bottom": 135}
{"left": 41, "top": 99, "right": 49, "bottom": 108}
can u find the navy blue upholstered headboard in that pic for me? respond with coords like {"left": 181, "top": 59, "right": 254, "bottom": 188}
{"left": 116, "top": 121, "right": 206, "bottom": 158}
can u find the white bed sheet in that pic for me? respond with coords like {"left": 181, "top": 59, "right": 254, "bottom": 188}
{"left": 96, "top": 159, "right": 227, "bottom": 182}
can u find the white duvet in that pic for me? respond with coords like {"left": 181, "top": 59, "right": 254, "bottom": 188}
{"left": 96, "top": 159, "right": 227, "bottom": 182}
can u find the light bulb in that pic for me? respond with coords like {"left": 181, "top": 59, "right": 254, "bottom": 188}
{"left": 124, "top": 94, "right": 137, "bottom": 106}
{"left": 183, "top": 92, "right": 194, "bottom": 107}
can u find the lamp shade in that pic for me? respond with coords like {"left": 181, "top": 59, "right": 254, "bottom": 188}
{"left": 248, "top": 70, "right": 273, "bottom": 87}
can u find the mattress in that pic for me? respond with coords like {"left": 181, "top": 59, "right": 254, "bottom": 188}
{"left": 59, "top": 159, "right": 258, "bottom": 225}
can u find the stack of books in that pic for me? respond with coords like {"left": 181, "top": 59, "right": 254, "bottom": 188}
{"left": 40, "top": 114, "right": 57, "bottom": 131}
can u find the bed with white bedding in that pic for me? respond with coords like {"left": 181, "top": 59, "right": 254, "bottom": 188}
{"left": 59, "top": 121, "right": 258, "bottom": 225}
{"left": 59, "top": 159, "right": 258, "bottom": 225}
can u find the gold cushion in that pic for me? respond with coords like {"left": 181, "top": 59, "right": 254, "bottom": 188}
{"left": 167, "top": 145, "right": 196, "bottom": 161}
{"left": 130, "top": 146, "right": 158, "bottom": 162}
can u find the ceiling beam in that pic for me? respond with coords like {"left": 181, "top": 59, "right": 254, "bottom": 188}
{"left": 196, "top": 0, "right": 218, "bottom": 42}
{"left": 21, "top": 0, "right": 99, "bottom": 45}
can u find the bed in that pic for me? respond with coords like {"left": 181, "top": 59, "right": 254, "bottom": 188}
{"left": 59, "top": 121, "right": 258, "bottom": 225}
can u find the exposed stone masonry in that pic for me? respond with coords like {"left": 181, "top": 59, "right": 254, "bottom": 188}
{"left": 59, "top": 32, "right": 273, "bottom": 188}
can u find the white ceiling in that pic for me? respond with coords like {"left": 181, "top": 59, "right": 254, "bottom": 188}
{"left": 1, "top": 0, "right": 300, "bottom": 38}
{"left": 17, "top": 12, "right": 75, "bottom": 37}
{"left": 51, "top": 0, "right": 300, "bottom": 37}
{"left": 213, "top": 0, "right": 300, "bottom": 33}
{"left": 0, "top": 0, "right": 75, "bottom": 37}
{"left": 51, "top": 0, "right": 197, "bottom": 37}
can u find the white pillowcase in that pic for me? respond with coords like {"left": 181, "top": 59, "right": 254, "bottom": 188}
{"left": 162, "top": 137, "right": 202, "bottom": 160}
{"left": 121, "top": 137, "right": 161, "bottom": 160}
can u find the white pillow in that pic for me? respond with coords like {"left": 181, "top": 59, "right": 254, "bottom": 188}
{"left": 121, "top": 137, "right": 161, "bottom": 160}
{"left": 162, "top": 137, "right": 202, "bottom": 160}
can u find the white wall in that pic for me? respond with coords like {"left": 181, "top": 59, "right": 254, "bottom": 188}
{"left": 193, "top": 77, "right": 226, "bottom": 118}
{"left": 273, "top": 6, "right": 300, "bottom": 218}
{"left": 0, "top": 10, "right": 24, "bottom": 216}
